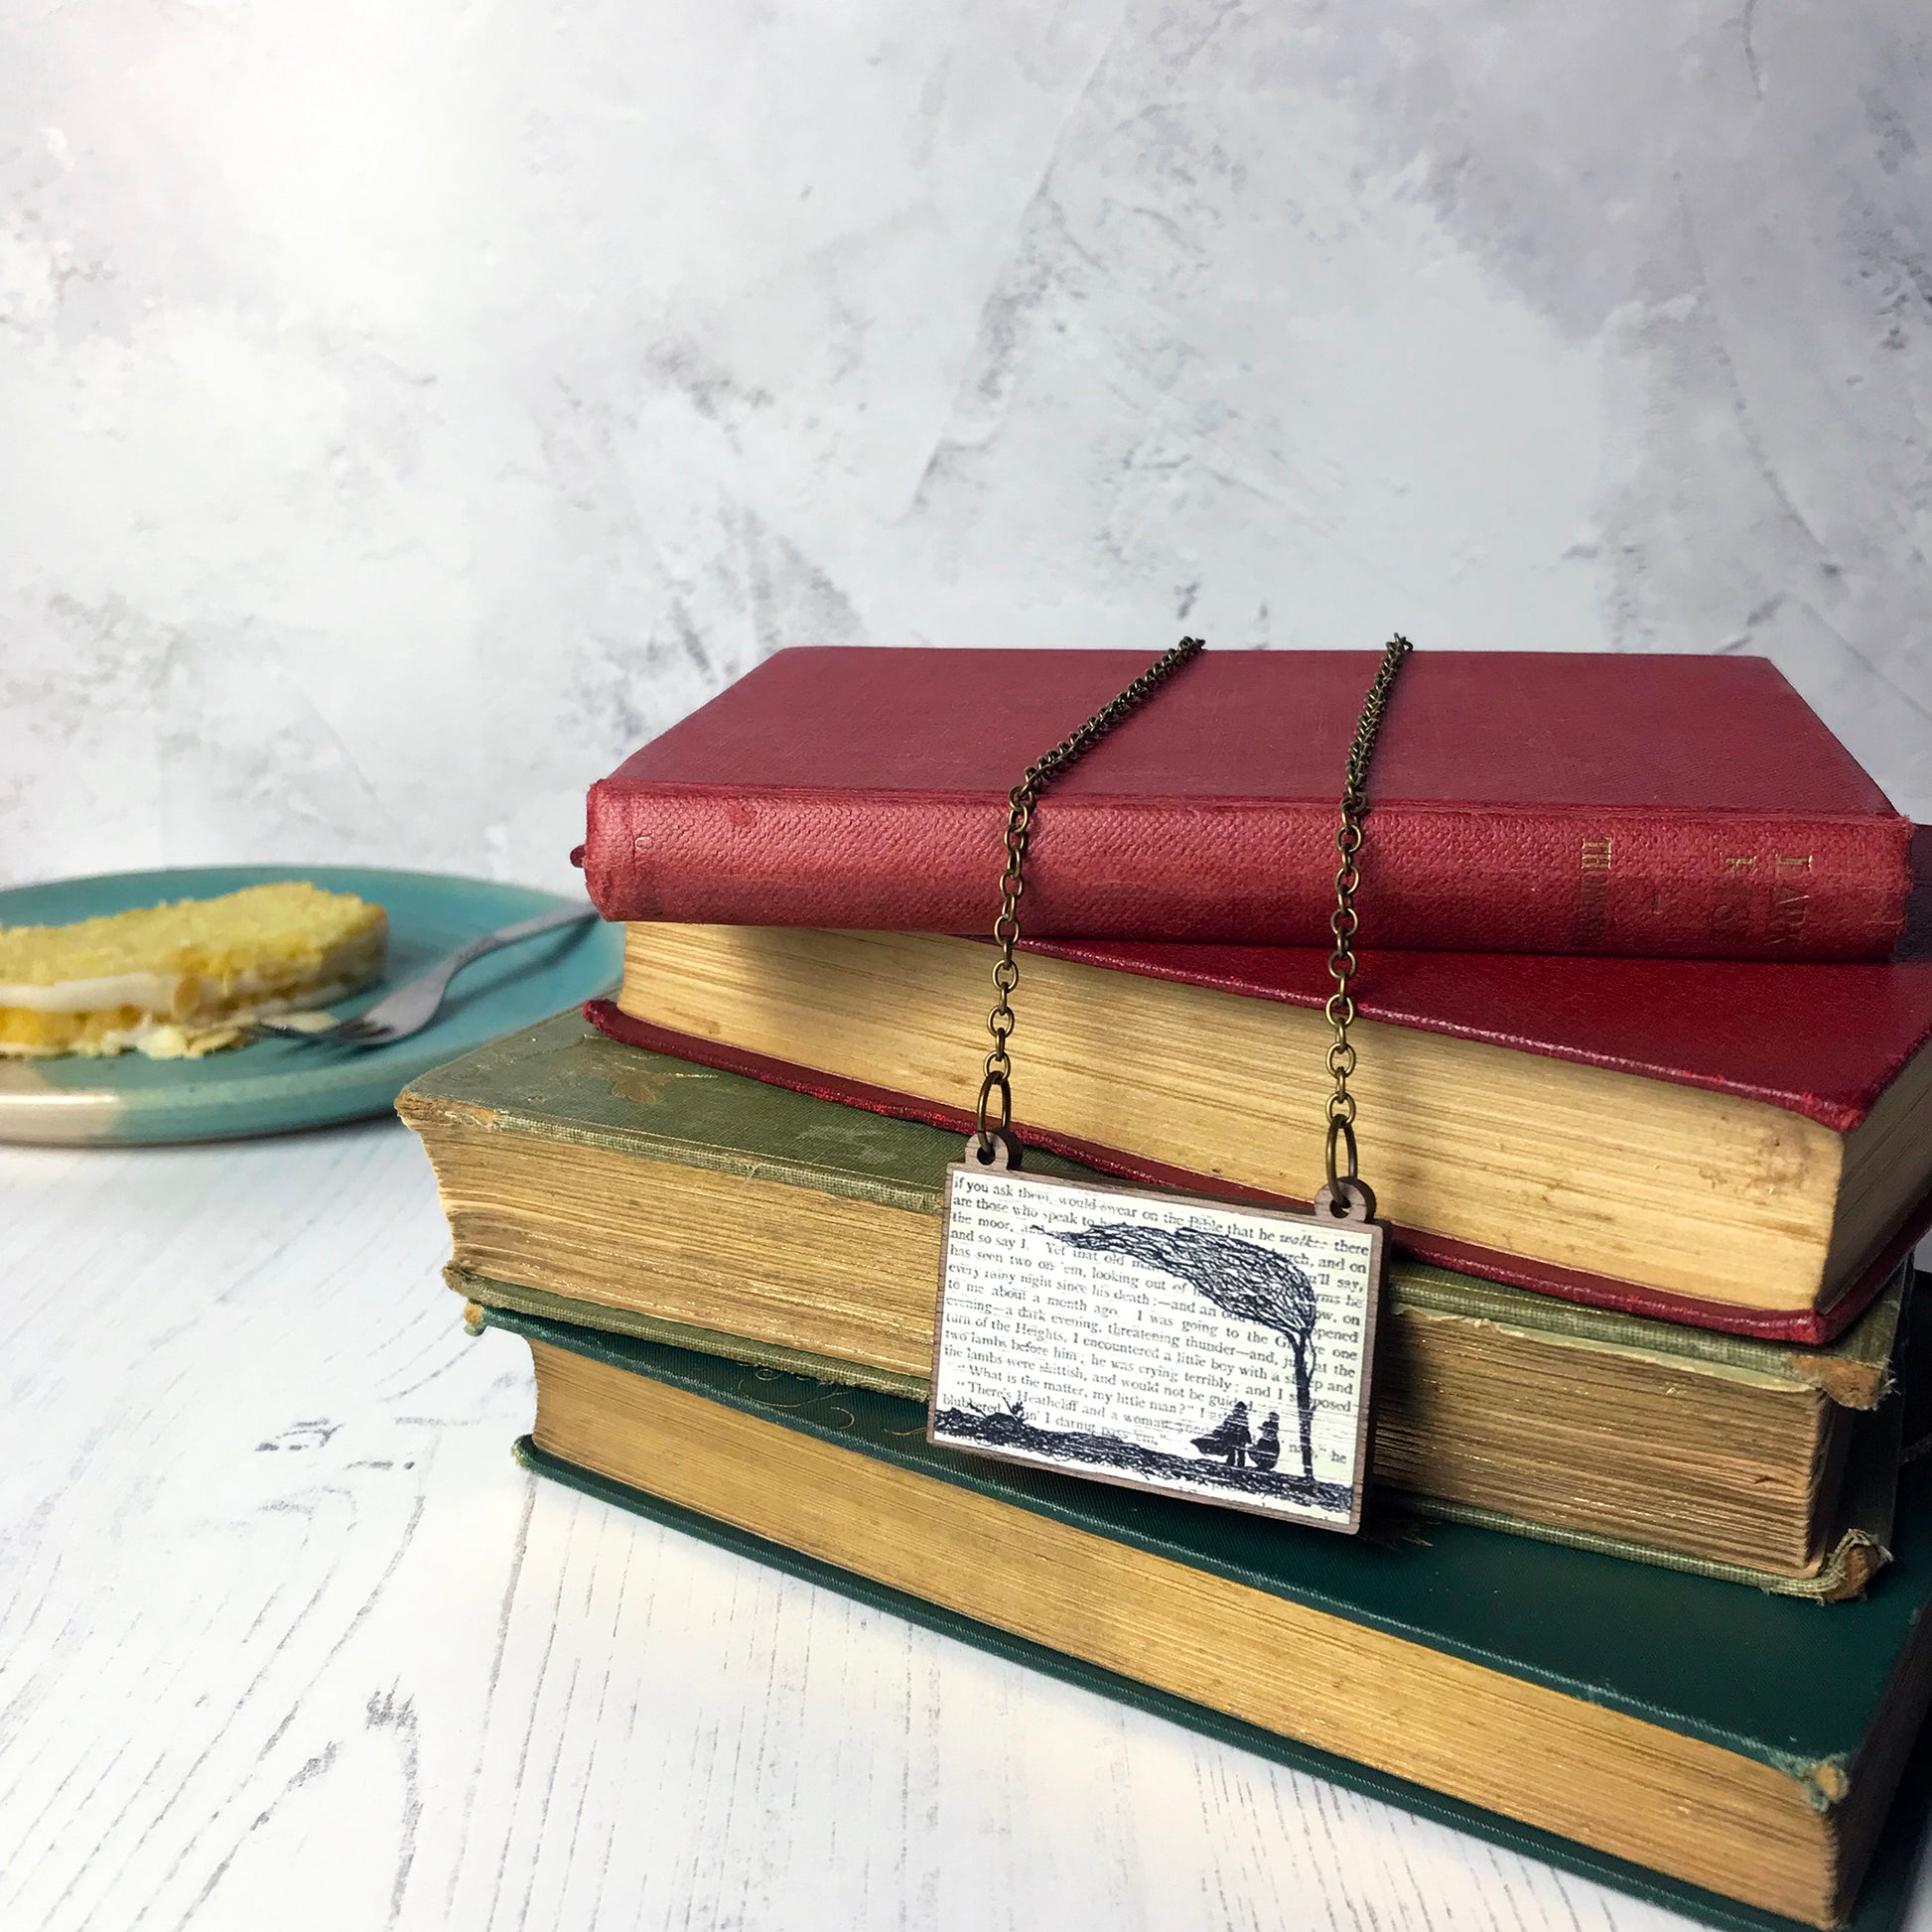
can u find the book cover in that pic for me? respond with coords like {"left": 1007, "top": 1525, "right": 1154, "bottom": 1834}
{"left": 1022, "top": 932, "right": 1932, "bottom": 1135}
{"left": 582, "top": 648, "right": 1912, "bottom": 960}
{"left": 485, "top": 1305, "right": 1932, "bottom": 1931}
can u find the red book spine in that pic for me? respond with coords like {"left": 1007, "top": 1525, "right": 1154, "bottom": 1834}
{"left": 585, "top": 782, "right": 1911, "bottom": 961}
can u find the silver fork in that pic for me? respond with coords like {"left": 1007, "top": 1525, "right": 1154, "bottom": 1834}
{"left": 253, "top": 899, "right": 601, "bottom": 1047}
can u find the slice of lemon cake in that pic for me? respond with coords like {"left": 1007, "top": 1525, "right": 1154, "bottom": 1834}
{"left": 0, "top": 882, "right": 387, "bottom": 1059}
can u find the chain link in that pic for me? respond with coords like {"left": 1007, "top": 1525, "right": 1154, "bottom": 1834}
{"left": 974, "top": 637, "right": 1207, "bottom": 1154}
{"left": 1323, "top": 634, "right": 1412, "bottom": 1193}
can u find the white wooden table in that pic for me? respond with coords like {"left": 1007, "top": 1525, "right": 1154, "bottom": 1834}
{"left": 2, "top": 1118, "right": 1922, "bottom": 1932}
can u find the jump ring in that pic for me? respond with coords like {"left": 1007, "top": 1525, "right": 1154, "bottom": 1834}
{"left": 975, "top": 1070, "right": 1012, "bottom": 1142}
{"left": 1325, "top": 1116, "right": 1359, "bottom": 1188}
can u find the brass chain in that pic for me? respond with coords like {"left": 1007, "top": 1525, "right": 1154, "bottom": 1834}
{"left": 1323, "top": 634, "right": 1412, "bottom": 1200}
{"left": 970, "top": 631, "right": 1414, "bottom": 1206}
{"left": 974, "top": 637, "right": 1206, "bottom": 1155}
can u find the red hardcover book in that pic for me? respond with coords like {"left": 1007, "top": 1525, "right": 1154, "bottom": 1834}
{"left": 583, "top": 647, "right": 1911, "bottom": 961}
{"left": 586, "top": 852, "right": 1932, "bottom": 1343}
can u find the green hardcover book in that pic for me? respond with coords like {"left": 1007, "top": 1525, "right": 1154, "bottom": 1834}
{"left": 478, "top": 1303, "right": 1932, "bottom": 1932}
{"left": 400, "top": 1012, "right": 1909, "bottom": 1595}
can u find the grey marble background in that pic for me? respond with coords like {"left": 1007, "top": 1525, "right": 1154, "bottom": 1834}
{"left": 3, "top": 0, "right": 1929, "bottom": 892}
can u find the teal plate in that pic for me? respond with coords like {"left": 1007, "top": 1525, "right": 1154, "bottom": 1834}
{"left": 0, "top": 865, "right": 621, "bottom": 1146}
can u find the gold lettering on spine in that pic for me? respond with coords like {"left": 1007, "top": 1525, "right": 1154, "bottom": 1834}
{"left": 1768, "top": 854, "right": 1813, "bottom": 947}
{"left": 1713, "top": 854, "right": 1758, "bottom": 939}
{"left": 1576, "top": 837, "right": 1614, "bottom": 948}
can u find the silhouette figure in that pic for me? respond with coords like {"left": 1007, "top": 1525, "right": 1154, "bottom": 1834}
{"left": 1190, "top": 1401, "right": 1252, "bottom": 1467}
{"left": 1248, "top": 1411, "right": 1283, "bottom": 1471}
{"left": 1039, "top": 1222, "right": 1321, "bottom": 1483}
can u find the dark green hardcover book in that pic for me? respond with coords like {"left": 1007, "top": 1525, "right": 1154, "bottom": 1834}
{"left": 479, "top": 1303, "right": 1932, "bottom": 1932}
{"left": 404, "top": 1012, "right": 1908, "bottom": 1595}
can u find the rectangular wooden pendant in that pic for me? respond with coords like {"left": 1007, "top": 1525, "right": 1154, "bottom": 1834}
{"left": 929, "top": 1147, "right": 1383, "bottom": 1535}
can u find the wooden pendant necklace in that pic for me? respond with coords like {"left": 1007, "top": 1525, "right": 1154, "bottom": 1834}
{"left": 927, "top": 635, "right": 1413, "bottom": 1535}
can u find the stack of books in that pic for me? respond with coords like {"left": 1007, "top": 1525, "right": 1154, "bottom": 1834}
{"left": 403, "top": 647, "right": 1932, "bottom": 1930}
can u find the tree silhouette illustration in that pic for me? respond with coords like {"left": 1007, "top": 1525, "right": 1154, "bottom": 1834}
{"left": 1037, "top": 1222, "right": 1321, "bottom": 1483}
